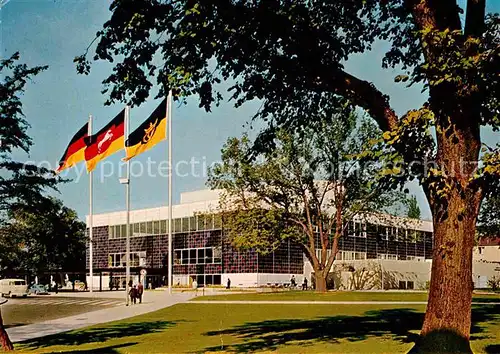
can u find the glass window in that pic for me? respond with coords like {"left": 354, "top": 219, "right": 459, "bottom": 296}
{"left": 197, "top": 248, "right": 205, "bottom": 264}
{"left": 206, "top": 275, "right": 214, "bottom": 285}
{"left": 196, "top": 215, "right": 205, "bottom": 231}
{"left": 213, "top": 247, "right": 222, "bottom": 263}
{"left": 152, "top": 220, "right": 160, "bottom": 234}
{"left": 182, "top": 217, "right": 190, "bottom": 232}
{"left": 133, "top": 223, "right": 140, "bottom": 236}
{"left": 108, "top": 226, "right": 114, "bottom": 239}
{"left": 160, "top": 220, "right": 167, "bottom": 234}
{"left": 407, "top": 281, "right": 414, "bottom": 290}
{"left": 366, "top": 223, "right": 377, "bottom": 234}
{"left": 182, "top": 250, "right": 189, "bottom": 265}
{"left": 189, "top": 217, "right": 196, "bottom": 231}
{"left": 205, "top": 248, "right": 213, "bottom": 263}
{"left": 214, "top": 274, "right": 221, "bottom": 285}
{"left": 189, "top": 249, "right": 197, "bottom": 264}
{"left": 174, "top": 250, "right": 182, "bottom": 264}
{"left": 214, "top": 214, "right": 222, "bottom": 229}
{"left": 120, "top": 225, "right": 126, "bottom": 238}
{"left": 174, "top": 218, "right": 182, "bottom": 233}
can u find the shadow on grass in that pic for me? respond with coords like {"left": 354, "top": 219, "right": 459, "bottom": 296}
{"left": 19, "top": 320, "right": 178, "bottom": 350}
{"left": 204, "top": 305, "right": 500, "bottom": 352}
{"left": 485, "top": 344, "right": 500, "bottom": 354}
{"left": 47, "top": 342, "right": 138, "bottom": 354}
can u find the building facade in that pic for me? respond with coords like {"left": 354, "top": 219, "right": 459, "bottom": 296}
{"left": 86, "top": 189, "right": 499, "bottom": 290}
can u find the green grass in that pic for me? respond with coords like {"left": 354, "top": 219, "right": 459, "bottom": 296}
{"left": 191, "top": 290, "right": 500, "bottom": 303}
{"left": 15, "top": 302, "right": 500, "bottom": 353}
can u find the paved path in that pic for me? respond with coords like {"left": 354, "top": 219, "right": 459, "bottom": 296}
{"left": 6, "top": 291, "right": 194, "bottom": 343}
{"left": 190, "top": 300, "right": 500, "bottom": 305}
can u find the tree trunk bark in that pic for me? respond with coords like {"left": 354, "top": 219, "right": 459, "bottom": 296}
{"left": 315, "top": 272, "right": 327, "bottom": 293}
{"left": 414, "top": 114, "right": 482, "bottom": 353}
{"left": 0, "top": 310, "right": 13, "bottom": 352}
{"left": 415, "top": 190, "right": 480, "bottom": 353}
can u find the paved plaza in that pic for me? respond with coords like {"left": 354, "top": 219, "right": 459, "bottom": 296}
{"left": 5, "top": 290, "right": 194, "bottom": 343}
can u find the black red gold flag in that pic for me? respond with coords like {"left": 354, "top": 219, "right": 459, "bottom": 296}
{"left": 55, "top": 122, "right": 88, "bottom": 173}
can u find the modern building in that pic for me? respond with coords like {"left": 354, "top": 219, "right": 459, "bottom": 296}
{"left": 86, "top": 189, "right": 500, "bottom": 290}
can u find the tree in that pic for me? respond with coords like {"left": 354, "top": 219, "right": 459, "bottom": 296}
{"left": 208, "top": 113, "right": 403, "bottom": 292}
{"left": 477, "top": 194, "right": 500, "bottom": 237}
{"left": 77, "top": 0, "right": 499, "bottom": 349}
{"left": 407, "top": 195, "right": 422, "bottom": 220}
{"left": 0, "top": 198, "right": 87, "bottom": 278}
{"left": 0, "top": 53, "right": 59, "bottom": 351}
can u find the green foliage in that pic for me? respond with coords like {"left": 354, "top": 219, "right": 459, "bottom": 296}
{"left": 478, "top": 194, "right": 500, "bottom": 237}
{"left": 0, "top": 198, "right": 87, "bottom": 276}
{"left": 208, "top": 111, "right": 403, "bottom": 276}
{"left": 0, "top": 53, "right": 78, "bottom": 277}
{"left": 407, "top": 195, "right": 422, "bottom": 220}
{"left": 0, "top": 52, "right": 60, "bottom": 214}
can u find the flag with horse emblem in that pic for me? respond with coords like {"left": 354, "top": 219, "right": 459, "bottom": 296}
{"left": 84, "top": 109, "right": 125, "bottom": 172}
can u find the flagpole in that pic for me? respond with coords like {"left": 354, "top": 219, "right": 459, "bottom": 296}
{"left": 125, "top": 106, "right": 131, "bottom": 305}
{"left": 88, "top": 115, "right": 93, "bottom": 294}
{"left": 168, "top": 90, "right": 173, "bottom": 295}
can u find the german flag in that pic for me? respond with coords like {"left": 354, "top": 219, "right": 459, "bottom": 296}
{"left": 123, "top": 99, "right": 167, "bottom": 161}
{"left": 55, "top": 122, "right": 88, "bottom": 174}
{"left": 84, "top": 109, "right": 125, "bottom": 172}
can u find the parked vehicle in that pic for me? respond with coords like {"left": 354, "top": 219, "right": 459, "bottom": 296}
{"left": 0, "top": 279, "right": 28, "bottom": 297}
{"left": 28, "top": 284, "right": 49, "bottom": 295}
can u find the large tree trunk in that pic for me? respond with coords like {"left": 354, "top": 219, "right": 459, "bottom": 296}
{"left": 314, "top": 271, "right": 327, "bottom": 293}
{"left": 0, "top": 310, "right": 13, "bottom": 351}
{"left": 415, "top": 115, "right": 482, "bottom": 353}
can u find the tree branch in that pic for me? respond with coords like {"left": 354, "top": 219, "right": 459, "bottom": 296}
{"left": 323, "top": 70, "right": 399, "bottom": 132}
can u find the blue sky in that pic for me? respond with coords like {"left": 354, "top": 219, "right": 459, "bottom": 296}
{"left": 1, "top": 0, "right": 498, "bottom": 221}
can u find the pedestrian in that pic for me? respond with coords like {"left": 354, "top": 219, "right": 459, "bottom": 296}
{"left": 290, "top": 275, "right": 296, "bottom": 288}
{"left": 302, "top": 278, "right": 308, "bottom": 291}
{"left": 129, "top": 285, "right": 137, "bottom": 304}
{"left": 226, "top": 278, "right": 231, "bottom": 289}
{"left": 137, "top": 282, "right": 144, "bottom": 304}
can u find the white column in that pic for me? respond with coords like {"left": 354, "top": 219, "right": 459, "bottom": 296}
{"left": 88, "top": 115, "right": 93, "bottom": 293}
{"left": 168, "top": 91, "right": 173, "bottom": 294}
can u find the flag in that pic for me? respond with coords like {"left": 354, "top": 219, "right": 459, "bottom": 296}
{"left": 84, "top": 109, "right": 125, "bottom": 172}
{"left": 123, "top": 99, "right": 167, "bottom": 161}
{"left": 55, "top": 122, "right": 88, "bottom": 173}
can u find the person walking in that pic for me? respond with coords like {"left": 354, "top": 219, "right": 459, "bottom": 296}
{"left": 226, "top": 278, "right": 231, "bottom": 289}
{"left": 290, "top": 275, "right": 296, "bottom": 288}
{"left": 302, "top": 278, "right": 308, "bottom": 291}
{"left": 129, "top": 285, "right": 137, "bottom": 304}
{"left": 137, "top": 282, "right": 144, "bottom": 304}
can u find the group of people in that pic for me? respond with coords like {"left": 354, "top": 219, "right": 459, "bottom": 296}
{"left": 128, "top": 281, "right": 144, "bottom": 305}
{"left": 290, "top": 275, "right": 308, "bottom": 290}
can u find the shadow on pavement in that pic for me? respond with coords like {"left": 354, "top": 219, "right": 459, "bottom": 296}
{"left": 47, "top": 342, "right": 138, "bottom": 354}
{"left": 203, "top": 305, "right": 500, "bottom": 352}
{"left": 18, "top": 320, "right": 177, "bottom": 350}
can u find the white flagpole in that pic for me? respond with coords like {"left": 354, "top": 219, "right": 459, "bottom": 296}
{"left": 125, "top": 106, "right": 131, "bottom": 305}
{"left": 88, "top": 115, "right": 93, "bottom": 294}
{"left": 168, "top": 90, "right": 173, "bottom": 295}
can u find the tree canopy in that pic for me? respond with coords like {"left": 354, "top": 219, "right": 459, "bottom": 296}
{"left": 208, "top": 111, "right": 404, "bottom": 291}
{"left": 0, "top": 52, "right": 60, "bottom": 214}
{"left": 407, "top": 195, "right": 422, "bottom": 219}
{"left": 78, "top": 0, "right": 499, "bottom": 348}
{"left": 0, "top": 197, "right": 87, "bottom": 277}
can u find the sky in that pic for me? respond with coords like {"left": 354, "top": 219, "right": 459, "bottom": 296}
{"left": 0, "top": 0, "right": 498, "bottom": 221}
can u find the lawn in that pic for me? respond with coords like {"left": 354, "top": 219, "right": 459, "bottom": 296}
{"left": 15, "top": 302, "right": 500, "bottom": 353}
{"left": 191, "top": 290, "right": 500, "bottom": 303}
